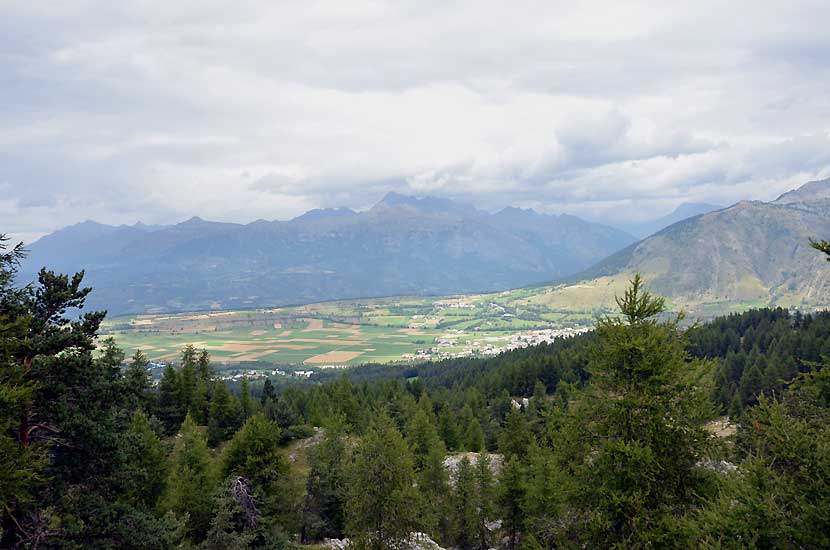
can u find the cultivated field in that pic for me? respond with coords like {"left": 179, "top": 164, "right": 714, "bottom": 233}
{"left": 101, "top": 272, "right": 775, "bottom": 368}
{"left": 101, "top": 291, "right": 595, "bottom": 367}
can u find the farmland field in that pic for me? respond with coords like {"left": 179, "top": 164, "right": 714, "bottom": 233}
{"left": 101, "top": 291, "right": 596, "bottom": 367}
{"left": 101, "top": 274, "right": 773, "bottom": 368}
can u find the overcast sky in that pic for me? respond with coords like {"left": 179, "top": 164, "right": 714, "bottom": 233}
{"left": 3, "top": 1, "right": 830, "bottom": 243}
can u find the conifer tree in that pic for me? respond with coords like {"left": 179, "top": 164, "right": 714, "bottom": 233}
{"left": 451, "top": 457, "right": 478, "bottom": 549}
{"left": 239, "top": 378, "right": 256, "bottom": 420}
{"left": 407, "top": 408, "right": 449, "bottom": 538}
{"left": 260, "top": 378, "right": 277, "bottom": 405}
{"left": 193, "top": 349, "right": 213, "bottom": 423}
{"left": 473, "top": 454, "right": 495, "bottom": 550}
{"left": 498, "top": 407, "right": 533, "bottom": 459}
{"left": 498, "top": 459, "right": 526, "bottom": 550}
{"left": 464, "top": 416, "right": 485, "bottom": 452}
{"left": 565, "top": 274, "right": 713, "bottom": 546}
{"left": 223, "top": 414, "right": 287, "bottom": 487}
{"left": 208, "top": 380, "right": 242, "bottom": 446}
{"left": 345, "top": 413, "right": 421, "bottom": 550}
{"left": 157, "top": 365, "right": 183, "bottom": 434}
{"left": 179, "top": 345, "right": 199, "bottom": 417}
{"left": 810, "top": 237, "right": 830, "bottom": 260}
{"left": 304, "top": 421, "right": 349, "bottom": 541}
{"left": 164, "top": 414, "right": 215, "bottom": 541}
{"left": 438, "top": 407, "right": 460, "bottom": 450}
{"left": 120, "top": 410, "right": 167, "bottom": 508}
{"left": 0, "top": 236, "right": 47, "bottom": 529}
{"left": 124, "top": 348, "right": 153, "bottom": 413}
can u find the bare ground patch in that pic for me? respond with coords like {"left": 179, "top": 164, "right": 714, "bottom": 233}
{"left": 304, "top": 350, "right": 365, "bottom": 364}
{"left": 302, "top": 318, "right": 324, "bottom": 331}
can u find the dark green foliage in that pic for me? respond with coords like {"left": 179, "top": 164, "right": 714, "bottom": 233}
{"left": 345, "top": 413, "right": 422, "bottom": 550}
{"left": 124, "top": 348, "right": 154, "bottom": 413}
{"left": 120, "top": 410, "right": 167, "bottom": 508}
{"left": 689, "top": 307, "right": 830, "bottom": 414}
{"left": 450, "top": 457, "right": 479, "bottom": 549}
{"left": 260, "top": 378, "right": 277, "bottom": 405}
{"left": 209, "top": 380, "right": 243, "bottom": 446}
{"left": 498, "top": 459, "right": 526, "bottom": 550}
{"left": 553, "top": 274, "right": 713, "bottom": 547}
{"left": 303, "top": 424, "right": 349, "bottom": 541}
{"left": 0, "top": 236, "right": 48, "bottom": 532}
{"left": 223, "top": 414, "right": 287, "bottom": 487}
{"left": 164, "top": 414, "right": 215, "bottom": 541}
{"left": 240, "top": 378, "right": 257, "bottom": 420}
{"left": 157, "top": 364, "right": 183, "bottom": 434}
{"left": 693, "top": 373, "right": 830, "bottom": 547}
{"left": 810, "top": 237, "right": 830, "bottom": 260}
{"left": 452, "top": 454, "right": 497, "bottom": 550}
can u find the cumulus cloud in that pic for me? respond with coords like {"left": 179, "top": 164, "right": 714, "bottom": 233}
{"left": 1, "top": 0, "right": 830, "bottom": 243}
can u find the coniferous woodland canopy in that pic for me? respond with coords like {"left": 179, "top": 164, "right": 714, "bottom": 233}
{"left": 2, "top": 233, "right": 830, "bottom": 549}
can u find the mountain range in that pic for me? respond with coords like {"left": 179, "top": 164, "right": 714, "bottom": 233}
{"left": 18, "top": 193, "right": 636, "bottom": 315}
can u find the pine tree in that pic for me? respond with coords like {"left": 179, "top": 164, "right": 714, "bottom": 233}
{"left": 124, "top": 348, "right": 153, "bottom": 413}
{"left": 179, "top": 345, "right": 199, "bottom": 417}
{"left": 157, "top": 365, "right": 184, "bottom": 434}
{"left": 464, "top": 416, "right": 485, "bottom": 452}
{"left": 451, "top": 457, "right": 478, "bottom": 549}
{"left": 438, "top": 407, "right": 460, "bottom": 451}
{"left": 473, "top": 454, "right": 495, "bottom": 550}
{"left": 120, "top": 410, "right": 167, "bottom": 508}
{"left": 407, "top": 408, "right": 449, "bottom": 538}
{"left": 498, "top": 407, "right": 532, "bottom": 459}
{"left": 193, "top": 349, "right": 213, "bottom": 423}
{"left": 0, "top": 236, "right": 47, "bottom": 529}
{"left": 522, "top": 447, "right": 567, "bottom": 546}
{"left": 304, "top": 422, "right": 349, "bottom": 541}
{"left": 164, "top": 414, "right": 216, "bottom": 541}
{"left": 498, "top": 459, "right": 526, "bottom": 550}
{"left": 223, "top": 414, "right": 287, "bottom": 487}
{"left": 345, "top": 413, "right": 421, "bottom": 550}
{"left": 208, "top": 380, "right": 242, "bottom": 446}
{"left": 260, "top": 378, "right": 277, "bottom": 405}
{"left": 239, "top": 378, "right": 256, "bottom": 420}
{"left": 570, "top": 274, "right": 713, "bottom": 546}
{"left": 810, "top": 237, "right": 830, "bottom": 260}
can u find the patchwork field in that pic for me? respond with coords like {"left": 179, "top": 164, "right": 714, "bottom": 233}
{"left": 101, "top": 272, "right": 778, "bottom": 368}
{"left": 101, "top": 290, "right": 596, "bottom": 367}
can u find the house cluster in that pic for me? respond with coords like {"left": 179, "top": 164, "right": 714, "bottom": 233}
{"left": 217, "top": 368, "right": 322, "bottom": 382}
{"left": 404, "top": 326, "right": 592, "bottom": 362}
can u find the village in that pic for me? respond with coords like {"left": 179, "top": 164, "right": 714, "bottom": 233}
{"left": 401, "top": 326, "right": 592, "bottom": 362}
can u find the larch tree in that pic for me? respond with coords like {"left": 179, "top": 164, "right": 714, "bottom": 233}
{"left": 345, "top": 412, "right": 421, "bottom": 550}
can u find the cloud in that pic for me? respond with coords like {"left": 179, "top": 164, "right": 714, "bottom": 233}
{"left": 1, "top": 0, "right": 830, "bottom": 239}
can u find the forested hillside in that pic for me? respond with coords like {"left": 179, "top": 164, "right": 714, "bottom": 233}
{"left": 2, "top": 235, "right": 830, "bottom": 548}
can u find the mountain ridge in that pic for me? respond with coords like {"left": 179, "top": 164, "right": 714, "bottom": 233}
{"left": 19, "top": 193, "right": 636, "bottom": 315}
{"left": 541, "top": 179, "right": 830, "bottom": 314}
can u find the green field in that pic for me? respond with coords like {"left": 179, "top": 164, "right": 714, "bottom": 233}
{"left": 101, "top": 291, "right": 594, "bottom": 367}
{"left": 102, "top": 274, "right": 777, "bottom": 368}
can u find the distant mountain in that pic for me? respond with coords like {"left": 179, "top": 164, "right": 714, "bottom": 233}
{"left": 546, "top": 178, "right": 830, "bottom": 315}
{"left": 18, "top": 194, "right": 636, "bottom": 315}
{"left": 774, "top": 177, "right": 830, "bottom": 205}
{"left": 619, "top": 202, "right": 724, "bottom": 238}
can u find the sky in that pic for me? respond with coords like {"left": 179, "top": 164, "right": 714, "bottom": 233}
{"left": 2, "top": 0, "right": 830, "bottom": 244}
